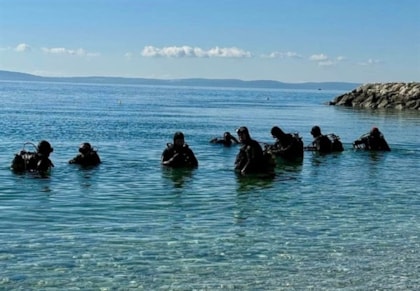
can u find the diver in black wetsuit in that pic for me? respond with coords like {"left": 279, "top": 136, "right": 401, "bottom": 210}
{"left": 266, "top": 126, "right": 303, "bottom": 161}
{"left": 235, "top": 126, "right": 274, "bottom": 175}
{"left": 69, "top": 142, "right": 101, "bottom": 166}
{"left": 353, "top": 127, "right": 391, "bottom": 151}
{"left": 11, "top": 140, "right": 54, "bottom": 173}
{"left": 161, "top": 131, "right": 198, "bottom": 168}
{"left": 210, "top": 131, "right": 239, "bottom": 146}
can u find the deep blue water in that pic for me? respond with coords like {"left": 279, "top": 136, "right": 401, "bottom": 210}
{"left": 0, "top": 81, "right": 419, "bottom": 290}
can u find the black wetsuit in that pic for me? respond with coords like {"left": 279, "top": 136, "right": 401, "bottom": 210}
{"left": 313, "top": 135, "right": 333, "bottom": 153}
{"left": 69, "top": 151, "right": 101, "bottom": 166}
{"left": 235, "top": 139, "right": 266, "bottom": 174}
{"left": 354, "top": 134, "right": 391, "bottom": 151}
{"left": 11, "top": 151, "right": 54, "bottom": 173}
{"left": 270, "top": 133, "right": 304, "bottom": 160}
{"left": 161, "top": 144, "right": 198, "bottom": 168}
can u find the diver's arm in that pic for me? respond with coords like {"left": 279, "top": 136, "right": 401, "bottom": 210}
{"left": 161, "top": 149, "right": 175, "bottom": 165}
{"left": 230, "top": 136, "right": 239, "bottom": 144}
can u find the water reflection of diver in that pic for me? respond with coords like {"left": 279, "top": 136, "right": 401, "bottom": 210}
{"left": 235, "top": 171, "right": 275, "bottom": 193}
{"left": 210, "top": 131, "right": 239, "bottom": 147}
{"left": 161, "top": 131, "right": 199, "bottom": 168}
{"left": 353, "top": 127, "right": 391, "bottom": 151}
{"left": 69, "top": 142, "right": 101, "bottom": 166}
{"left": 235, "top": 126, "right": 275, "bottom": 176}
{"left": 11, "top": 140, "right": 54, "bottom": 173}
{"left": 162, "top": 167, "right": 194, "bottom": 188}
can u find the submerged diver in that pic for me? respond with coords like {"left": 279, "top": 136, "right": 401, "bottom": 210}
{"left": 69, "top": 142, "right": 101, "bottom": 166}
{"left": 209, "top": 131, "right": 239, "bottom": 146}
{"left": 305, "top": 126, "right": 344, "bottom": 153}
{"left": 353, "top": 127, "right": 391, "bottom": 151}
{"left": 235, "top": 126, "right": 275, "bottom": 175}
{"left": 266, "top": 126, "right": 304, "bottom": 161}
{"left": 11, "top": 140, "right": 54, "bottom": 173}
{"left": 161, "top": 131, "right": 198, "bottom": 168}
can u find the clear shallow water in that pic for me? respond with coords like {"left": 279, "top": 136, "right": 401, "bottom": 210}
{"left": 0, "top": 81, "right": 419, "bottom": 290}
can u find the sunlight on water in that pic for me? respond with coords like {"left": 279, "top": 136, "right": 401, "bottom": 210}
{"left": 0, "top": 81, "right": 419, "bottom": 289}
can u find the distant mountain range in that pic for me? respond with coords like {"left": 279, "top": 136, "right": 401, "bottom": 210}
{"left": 0, "top": 70, "right": 361, "bottom": 91}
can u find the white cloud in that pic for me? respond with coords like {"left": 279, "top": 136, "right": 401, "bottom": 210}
{"left": 308, "top": 54, "right": 347, "bottom": 66}
{"left": 261, "top": 52, "right": 278, "bottom": 58}
{"left": 42, "top": 47, "right": 99, "bottom": 57}
{"left": 15, "top": 43, "right": 31, "bottom": 52}
{"left": 261, "top": 51, "right": 302, "bottom": 59}
{"left": 141, "top": 45, "right": 251, "bottom": 58}
{"left": 309, "top": 54, "right": 328, "bottom": 61}
{"left": 207, "top": 47, "right": 251, "bottom": 58}
{"left": 358, "top": 58, "right": 381, "bottom": 66}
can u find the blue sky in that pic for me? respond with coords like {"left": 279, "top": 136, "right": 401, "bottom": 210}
{"left": 1, "top": 0, "right": 419, "bottom": 83}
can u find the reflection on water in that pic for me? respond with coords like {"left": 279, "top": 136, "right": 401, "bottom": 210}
{"left": 235, "top": 171, "right": 275, "bottom": 193}
{"left": 74, "top": 165, "right": 101, "bottom": 189}
{"left": 161, "top": 167, "right": 196, "bottom": 188}
{"left": 333, "top": 105, "right": 420, "bottom": 119}
{"left": 233, "top": 191, "right": 257, "bottom": 224}
{"left": 275, "top": 157, "right": 304, "bottom": 172}
{"left": 308, "top": 151, "right": 344, "bottom": 166}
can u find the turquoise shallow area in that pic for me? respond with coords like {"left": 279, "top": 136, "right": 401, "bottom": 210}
{"left": 0, "top": 81, "right": 419, "bottom": 289}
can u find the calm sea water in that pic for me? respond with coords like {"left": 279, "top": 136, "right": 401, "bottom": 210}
{"left": 0, "top": 81, "right": 419, "bottom": 290}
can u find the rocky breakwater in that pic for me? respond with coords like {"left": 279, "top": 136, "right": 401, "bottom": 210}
{"left": 330, "top": 82, "right": 420, "bottom": 110}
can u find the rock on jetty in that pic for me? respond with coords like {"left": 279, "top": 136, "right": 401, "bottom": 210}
{"left": 330, "top": 82, "right": 420, "bottom": 110}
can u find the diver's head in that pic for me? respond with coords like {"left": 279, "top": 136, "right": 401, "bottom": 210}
{"left": 310, "top": 126, "right": 321, "bottom": 137}
{"left": 173, "top": 131, "right": 185, "bottom": 147}
{"left": 236, "top": 126, "right": 250, "bottom": 142}
{"left": 271, "top": 126, "right": 284, "bottom": 138}
{"left": 79, "top": 142, "right": 92, "bottom": 155}
{"left": 370, "top": 127, "right": 380, "bottom": 137}
{"left": 37, "top": 140, "right": 53, "bottom": 156}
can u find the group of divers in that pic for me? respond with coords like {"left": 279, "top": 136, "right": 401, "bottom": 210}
{"left": 10, "top": 125, "right": 390, "bottom": 177}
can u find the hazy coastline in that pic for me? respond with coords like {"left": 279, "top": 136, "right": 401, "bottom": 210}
{"left": 0, "top": 70, "right": 360, "bottom": 91}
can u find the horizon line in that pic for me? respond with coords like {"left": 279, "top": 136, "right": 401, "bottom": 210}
{"left": 0, "top": 69, "right": 363, "bottom": 85}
